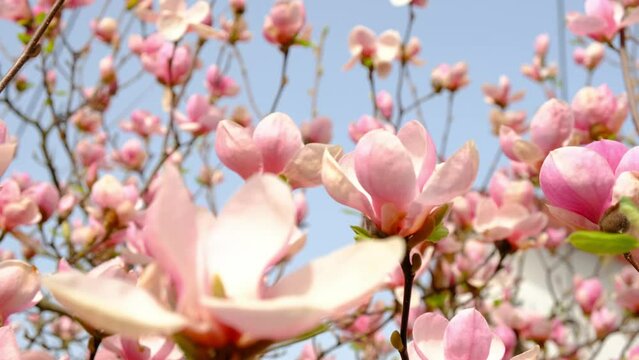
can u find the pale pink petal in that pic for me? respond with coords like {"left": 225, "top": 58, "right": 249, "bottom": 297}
{"left": 321, "top": 151, "right": 375, "bottom": 219}
{"left": 184, "top": 1, "right": 209, "bottom": 24}
{"left": 0, "top": 260, "right": 40, "bottom": 319}
{"left": 376, "top": 30, "right": 401, "bottom": 62}
{"left": 418, "top": 141, "right": 479, "bottom": 206}
{"left": 622, "top": 7, "right": 639, "bottom": 27}
{"left": 586, "top": 140, "right": 628, "bottom": 171}
{"left": 348, "top": 26, "right": 376, "bottom": 56}
{"left": 390, "top": 0, "right": 412, "bottom": 6}
{"left": 444, "top": 308, "right": 494, "bottom": 360}
{"left": 253, "top": 113, "right": 303, "bottom": 174}
{"left": 499, "top": 126, "right": 521, "bottom": 161}
{"left": 205, "top": 175, "right": 294, "bottom": 299}
{"left": 512, "top": 141, "right": 544, "bottom": 166}
{"left": 616, "top": 146, "right": 639, "bottom": 176}
{"left": 202, "top": 238, "right": 404, "bottom": 340}
{"left": 412, "top": 312, "right": 448, "bottom": 360}
{"left": 144, "top": 165, "right": 202, "bottom": 312}
{"left": 355, "top": 130, "right": 417, "bottom": 213}
{"left": 159, "top": 0, "right": 185, "bottom": 13}
{"left": 487, "top": 335, "right": 506, "bottom": 360}
{"left": 42, "top": 272, "right": 187, "bottom": 337}
{"left": 0, "top": 326, "right": 21, "bottom": 359}
{"left": 546, "top": 204, "right": 599, "bottom": 230}
{"left": 158, "top": 14, "right": 188, "bottom": 41}
{"left": 215, "top": 120, "right": 263, "bottom": 179}
{"left": 397, "top": 120, "right": 437, "bottom": 191}
{"left": 511, "top": 346, "right": 541, "bottom": 360}
{"left": 0, "top": 143, "right": 16, "bottom": 177}
{"left": 282, "top": 144, "right": 343, "bottom": 189}
{"left": 540, "top": 147, "right": 614, "bottom": 223}
{"left": 567, "top": 15, "right": 607, "bottom": 36}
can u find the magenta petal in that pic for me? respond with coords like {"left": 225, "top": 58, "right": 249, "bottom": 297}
{"left": 355, "top": 130, "right": 417, "bottom": 212}
{"left": 585, "top": 140, "right": 628, "bottom": 171}
{"left": 397, "top": 120, "right": 437, "bottom": 191}
{"left": 616, "top": 146, "right": 639, "bottom": 176}
{"left": 215, "top": 120, "right": 263, "bottom": 179}
{"left": 443, "top": 309, "right": 494, "bottom": 360}
{"left": 253, "top": 113, "right": 304, "bottom": 174}
{"left": 540, "top": 147, "right": 614, "bottom": 223}
{"left": 530, "top": 99, "right": 574, "bottom": 154}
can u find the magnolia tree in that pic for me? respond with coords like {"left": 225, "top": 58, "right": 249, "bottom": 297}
{"left": 2, "top": 0, "right": 639, "bottom": 359}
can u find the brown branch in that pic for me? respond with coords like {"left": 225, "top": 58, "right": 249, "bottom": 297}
{"left": 0, "top": 0, "right": 65, "bottom": 94}
{"left": 619, "top": 29, "right": 639, "bottom": 135}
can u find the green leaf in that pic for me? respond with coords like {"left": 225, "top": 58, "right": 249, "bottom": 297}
{"left": 341, "top": 208, "right": 361, "bottom": 217}
{"left": 428, "top": 224, "right": 449, "bottom": 243}
{"left": 351, "top": 225, "right": 372, "bottom": 241}
{"left": 17, "top": 33, "right": 31, "bottom": 45}
{"left": 44, "top": 40, "right": 54, "bottom": 54}
{"left": 294, "top": 38, "right": 313, "bottom": 47}
{"left": 426, "top": 291, "right": 449, "bottom": 310}
{"left": 35, "top": 12, "right": 46, "bottom": 25}
{"left": 568, "top": 230, "right": 639, "bottom": 255}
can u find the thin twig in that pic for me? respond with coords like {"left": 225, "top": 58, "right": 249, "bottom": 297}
{"left": 270, "top": 48, "right": 290, "bottom": 113}
{"left": 310, "top": 27, "right": 328, "bottom": 119}
{"left": 0, "top": 0, "right": 66, "bottom": 94}
{"left": 439, "top": 92, "right": 455, "bottom": 159}
{"left": 619, "top": 29, "right": 639, "bottom": 135}
{"left": 231, "top": 45, "right": 263, "bottom": 119}
{"left": 394, "top": 5, "right": 415, "bottom": 128}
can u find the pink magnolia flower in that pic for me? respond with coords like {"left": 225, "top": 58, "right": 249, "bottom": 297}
{"left": 0, "top": 260, "right": 41, "bottom": 321}
{"left": 574, "top": 276, "right": 603, "bottom": 314}
{"left": 488, "top": 170, "right": 535, "bottom": 209}
{"left": 408, "top": 308, "right": 540, "bottom": 360}
{"left": 539, "top": 139, "right": 639, "bottom": 229}
{"left": 205, "top": 65, "right": 239, "bottom": 99}
{"left": 301, "top": 116, "right": 332, "bottom": 144}
{"left": 482, "top": 76, "right": 525, "bottom": 109}
{"left": 534, "top": 34, "right": 550, "bottom": 58}
{"left": 401, "top": 37, "right": 425, "bottom": 66}
{"left": 322, "top": 120, "right": 478, "bottom": 236}
{"left": 0, "top": 0, "right": 31, "bottom": 22}
{"left": 293, "top": 191, "right": 307, "bottom": 225}
{"left": 23, "top": 182, "right": 59, "bottom": 221}
{"left": 348, "top": 114, "right": 394, "bottom": 143}
{"left": 376, "top": 90, "right": 394, "bottom": 119}
{"left": 176, "top": 94, "right": 224, "bottom": 135}
{"left": 590, "top": 307, "right": 619, "bottom": 338}
{"left": 567, "top": 0, "right": 639, "bottom": 42}
{"left": 0, "top": 121, "right": 16, "bottom": 177}
{"left": 500, "top": 99, "right": 574, "bottom": 170}
{"left": 0, "top": 180, "right": 41, "bottom": 230}
{"left": 262, "top": 0, "right": 306, "bottom": 47}
{"left": 344, "top": 25, "right": 401, "bottom": 78}
{"left": 216, "top": 112, "right": 341, "bottom": 188}
{"left": 90, "top": 175, "right": 139, "bottom": 226}
{"left": 94, "top": 335, "right": 183, "bottom": 360}
{"left": 431, "top": 62, "right": 470, "bottom": 93}
{"left": 473, "top": 197, "right": 547, "bottom": 248}
{"left": 148, "top": 0, "right": 215, "bottom": 41}
{"left": 615, "top": 265, "right": 639, "bottom": 312}
{"left": 121, "top": 109, "right": 165, "bottom": 138}
{"left": 140, "top": 40, "right": 193, "bottom": 86}
{"left": 489, "top": 110, "right": 527, "bottom": 135}
{"left": 76, "top": 138, "right": 106, "bottom": 168}
{"left": 71, "top": 107, "right": 103, "bottom": 133}
{"left": 571, "top": 84, "right": 627, "bottom": 138}
{"left": 43, "top": 166, "right": 405, "bottom": 346}
{"left": 573, "top": 42, "right": 605, "bottom": 71}
{"left": 113, "top": 139, "right": 148, "bottom": 171}
{"left": 91, "top": 17, "right": 119, "bottom": 45}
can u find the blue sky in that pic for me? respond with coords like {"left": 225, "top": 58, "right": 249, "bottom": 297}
{"left": 0, "top": 0, "right": 632, "bottom": 357}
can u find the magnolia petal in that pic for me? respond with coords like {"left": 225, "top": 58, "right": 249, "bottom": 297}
{"left": 202, "top": 238, "right": 405, "bottom": 340}
{"left": 397, "top": 120, "right": 437, "bottom": 191}
{"left": 586, "top": 140, "right": 628, "bottom": 172}
{"left": 412, "top": 312, "right": 448, "bottom": 360}
{"left": 184, "top": 1, "right": 209, "bottom": 24}
{"left": 377, "top": 30, "right": 401, "bottom": 62}
{"left": 253, "top": 113, "right": 303, "bottom": 174}
{"left": 215, "top": 120, "right": 263, "bottom": 179}
{"left": 419, "top": 141, "right": 479, "bottom": 206}
{"left": 0, "top": 260, "right": 40, "bottom": 319}
{"left": 499, "top": 126, "right": 521, "bottom": 161}
{"left": 157, "top": 14, "right": 188, "bottom": 42}
{"left": 622, "top": 7, "right": 639, "bottom": 27}
{"left": 546, "top": 204, "right": 599, "bottom": 230}
{"left": 390, "top": 0, "right": 412, "bottom": 6}
{"left": 486, "top": 335, "right": 506, "bottom": 360}
{"left": 511, "top": 346, "right": 541, "bottom": 360}
{"left": 348, "top": 25, "right": 376, "bottom": 56}
{"left": 321, "top": 151, "right": 375, "bottom": 219}
{"left": 144, "top": 165, "right": 202, "bottom": 312}
{"left": 355, "top": 130, "right": 418, "bottom": 213}
{"left": 0, "top": 143, "right": 16, "bottom": 177}
{"left": 0, "top": 326, "right": 20, "bottom": 359}
{"left": 443, "top": 308, "right": 493, "bottom": 360}
{"left": 530, "top": 99, "right": 574, "bottom": 154}
{"left": 190, "top": 23, "right": 223, "bottom": 40}
{"left": 616, "top": 146, "right": 639, "bottom": 176}
{"left": 282, "top": 144, "right": 343, "bottom": 189}
{"left": 513, "top": 140, "right": 544, "bottom": 166}
{"left": 42, "top": 272, "right": 187, "bottom": 337}
{"left": 205, "top": 175, "right": 295, "bottom": 299}
{"left": 567, "top": 15, "right": 607, "bottom": 36}
{"left": 540, "top": 147, "right": 614, "bottom": 223}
